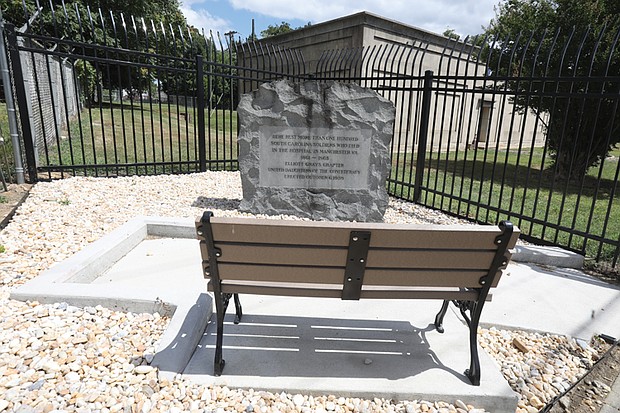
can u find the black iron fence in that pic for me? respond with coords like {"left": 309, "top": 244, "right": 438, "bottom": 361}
{"left": 311, "top": 30, "right": 620, "bottom": 269}
{"left": 1, "top": 5, "right": 619, "bottom": 269}
{"left": 2, "top": 10, "right": 301, "bottom": 178}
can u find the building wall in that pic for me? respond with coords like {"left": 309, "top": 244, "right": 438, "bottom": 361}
{"left": 254, "top": 12, "right": 546, "bottom": 155}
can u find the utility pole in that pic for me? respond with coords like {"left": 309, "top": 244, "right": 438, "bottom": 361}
{"left": 224, "top": 30, "right": 238, "bottom": 47}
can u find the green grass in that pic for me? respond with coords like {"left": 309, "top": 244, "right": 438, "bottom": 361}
{"left": 44, "top": 102, "right": 238, "bottom": 176}
{"left": 0, "top": 102, "right": 8, "bottom": 134}
{"left": 0, "top": 102, "right": 15, "bottom": 180}
{"left": 390, "top": 146, "right": 620, "bottom": 265}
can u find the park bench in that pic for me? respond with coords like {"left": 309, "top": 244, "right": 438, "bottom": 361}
{"left": 196, "top": 211, "right": 519, "bottom": 385}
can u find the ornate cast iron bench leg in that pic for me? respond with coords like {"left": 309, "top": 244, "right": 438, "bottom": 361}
{"left": 213, "top": 292, "right": 227, "bottom": 376}
{"left": 466, "top": 300, "right": 483, "bottom": 386}
{"left": 434, "top": 300, "right": 450, "bottom": 333}
{"left": 434, "top": 298, "right": 482, "bottom": 385}
{"left": 233, "top": 293, "right": 243, "bottom": 324}
{"left": 448, "top": 298, "right": 483, "bottom": 386}
{"left": 213, "top": 292, "right": 243, "bottom": 376}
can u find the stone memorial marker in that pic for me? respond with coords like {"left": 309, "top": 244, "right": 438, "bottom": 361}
{"left": 237, "top": 79, "right": 395, "bottom": 222}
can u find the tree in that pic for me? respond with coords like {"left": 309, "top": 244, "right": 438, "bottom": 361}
{"left": 261, "top": 21, "right": 293, "bottom": 38}
{"left": 260, "top": 21, "right": 312, "bottom": 38}
{"left": 483, "top": 0, "right": 620, "bottom": 180}
{"left": 1, "top": 1, "right": 198, "bottom": 96}
{"left": 443, "top": 28, "right": 460, "bottom": 41}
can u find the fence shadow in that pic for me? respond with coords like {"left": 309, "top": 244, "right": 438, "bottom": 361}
{"left": 414, "top": 155, "right": 619, "bottom": 198}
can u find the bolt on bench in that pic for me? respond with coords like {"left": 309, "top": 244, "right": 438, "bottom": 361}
{"left": 196, "top": 211, "right": 519, "bottom": 385}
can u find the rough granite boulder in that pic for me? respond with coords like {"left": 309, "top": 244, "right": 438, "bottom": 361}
{"left": 237, "top": 79, "right": 395, "bottom": 222}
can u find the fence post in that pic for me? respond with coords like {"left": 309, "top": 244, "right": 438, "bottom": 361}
{"left": 196, "top": 54, "right": 206, "bottom": 172}
{"left": 0, "top": 13, "right": 26, "bottom": 184}
{"left": 413, "top": 70, "right": 433, "bottom": 203}
{"left": 5, "top": 23, "right": 37, "bottom": 183}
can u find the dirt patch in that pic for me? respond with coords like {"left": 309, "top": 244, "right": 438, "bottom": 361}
{"left": 0, "top": 183, "right": 32, "bottom": 229}
{"left": 584, "top": 266, "right": 620, "bottom": 287}
{"left": 547, "top": 343, "right": 620, "bottom": 413}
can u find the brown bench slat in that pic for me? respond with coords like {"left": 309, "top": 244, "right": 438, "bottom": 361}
{"left": 212, "top": 281, "right": 481, "bottom": 301}
{"left": 208, "top": 263, "right": 500, "bottom": 288}
{"left": 209, "top": 218, "right": 517, "bottom": 249}
{"left": 207, "top": 243, "right": 498, "bottom": 270}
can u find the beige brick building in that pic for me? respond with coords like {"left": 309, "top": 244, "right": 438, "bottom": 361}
{"left": 242, "top": 11, "right": 545, "bottom": 153}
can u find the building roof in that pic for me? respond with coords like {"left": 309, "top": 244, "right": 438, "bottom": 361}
{"left": 259, "top": 11, "right": 464, "bottom": 49}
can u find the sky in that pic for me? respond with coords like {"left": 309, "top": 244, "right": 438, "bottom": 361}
{"left": 179, "top": 0, "right": 501, "bottom": 41}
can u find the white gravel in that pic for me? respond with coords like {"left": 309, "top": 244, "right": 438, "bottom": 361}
{"left": 0, "top": 172, "right": 605, "bottom": 413}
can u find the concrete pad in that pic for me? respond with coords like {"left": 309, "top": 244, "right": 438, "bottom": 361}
{"left": 184, "top": 296, "right": 518, "bottom": 413}
{"left": 482, "top": 262, "right": 620, "bottom": 340}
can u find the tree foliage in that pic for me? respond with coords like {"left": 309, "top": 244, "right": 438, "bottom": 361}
{"left": 1, "top": 1, "right": 215, "bottom": 97}
{"left": 260, "top": 21, "right": 312, "bottom": 38}
{"left": 443, "top": 28, "right": 461, "bottom": 41}
{"left": 484, "top": 0, "right": 620, "bottom": 180}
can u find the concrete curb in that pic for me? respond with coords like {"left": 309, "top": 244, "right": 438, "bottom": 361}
{"left": 511, "top": 244, "right": 584, "bottom": 269}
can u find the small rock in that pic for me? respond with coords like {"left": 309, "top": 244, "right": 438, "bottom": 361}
{"left": 529, "top": 396, "right": 544, "bottom": 409}
{"left": 454, "top": 400, "right": 467, "bottom": 411}
{"left": 27, "top": 379, "right": 45, "bottom": 391}
{"left": 364, "top": 358, "right": 373, "bottom": 365}
{"left": 134, "top": 365, "right": 154, "bottom": 374}
{"left": 42, "top": 360, "right": 61, "bottom": 373}
{"left": 575, "top": 338, "right": 591, "bottom": 351}
{"left": 15, "top": 407, "right": 36, "bottom": 413}
{"left": 559, "top": 396, "right": 571, "bottom": 409}
{"left": 293, "top": 394, "right": 305, "bottom": 407}
{"left": 0, "top": 400, "right": 9, "bottom": 412}
{"left": 592, "top": 380, "right": 611, "bottom": 392}
{"left": 513, "top": 337, "right": 530, "bottom": 353}
{"left": 65, "top": 371, "right": 80, "bottom": 383}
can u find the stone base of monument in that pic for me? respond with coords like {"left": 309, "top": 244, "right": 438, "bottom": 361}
{"left": 10, "top": 217, "right": 517, "bottom": 412}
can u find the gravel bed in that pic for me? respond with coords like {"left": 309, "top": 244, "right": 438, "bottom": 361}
{"left": 0, "top": 172, "right": 606, "bottom": 413}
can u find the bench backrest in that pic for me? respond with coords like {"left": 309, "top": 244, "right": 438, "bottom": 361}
{"left": 196, "top": 214, "right": 519, "bottom": 301}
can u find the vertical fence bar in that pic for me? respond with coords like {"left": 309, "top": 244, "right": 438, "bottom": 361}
{"left": 196, "top": 54, "right": 206, "bottom": 172}
{"left": 413, "top": 70, "right": 433, "bottom": 203}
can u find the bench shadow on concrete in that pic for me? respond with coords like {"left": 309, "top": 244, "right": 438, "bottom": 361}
{"left": 183, "top": 313, "right": 468, "bottom": 382}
